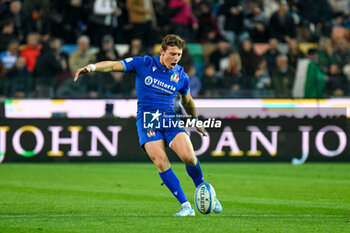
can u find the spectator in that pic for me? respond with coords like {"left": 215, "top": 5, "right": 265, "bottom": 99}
{"left": 271, "top": 54, "right": 295, "bottom": 97}
{"left": 217, "top": 0, "right": 249, "bottom": 48}
{"left": 196, "top": 2, "right": 219, "bottom": 43}
{"left": 317, "top": 37, "right": 336, "bottom": 75}
{"left": 0, "top": 19, "right": 17, "bottom": 52}
{"left": 287, "top": 38, "right": 303, "bottom": 70}
{"left": 50, "top": 0, "right": 83, "bottom": 44}
{"left": 221, "top": 52, "right": 242, "bottom": 95}
{"left": 268, "top": 3, "right": 296, "bottom": 42}
{"left": 96, "top": 34, "right": 122, "bottom": 97}
{"left": 33, "top": 37, "right": 63, "bottom": 97}
{"left": 68, "top": 35, "right": 96, "bottom": 74}
{"left": 103, "top": 37, "right": 147, "bottom": 97}
{"left": 304, "top": 49, "right": 326, "bottom": 98}
{"left": 187, "top": 65, "right": 201, "bottom": 97}
{"left": 0, "top": 39, "right": 19, "bottom": 70}
{"left": 123, "top": 38, "right": 147, "bottom": 58}
{"left": 328, "top": 0, "right": 350, "bottom": 16}
{"left": 244, "top": 0, "right": 269, "bottom": 43}
{"left": 19, "top": 32, "right": 41, "bottom": 73}
{"left": 55, "top": 52, "right": 71, "bottom": 90}
{"left": 88, "top": 0, "right": 119, "bottom": 46}
{"left": 114, "top": 0, "right": 133, "bottom": 44}
{"left": 81, "top": 71, "right": 104, "bottom": 98}
{"left": 2, "top": 0, "right": 30, "bottom": 43}
{"left": 153, "top": 0, "right": 170, "bottom": 36}
{"left": 334, "top": 38, "right": 350, "bottom": 70}
{"left": 293, "top": 0, "right": 332, "bottom": 41}
{"left": 201, "top": 63, "right": 222, "bottom": 97}
{"left": 262, "top": 0, "right": 279, "bottom": 19}
{"left": 209, "top": 38, "right": 235, "bottom": 76}
{"left": 239, "top": 38, "right": 260, "bottom": 89}
{"left": 126, "top": 0, "right": 156, "bottom": 48}
{"left": 168, "top": 0, "right": 198, "bottom": 42}
{"left": 254, "top": 58, "right": 271, "bottom": 97}
{"left": 22, "top": 0, "right": 51, "bottom": 37}
{"left": 263, "top": 38, "right": 281, "bottom": 74}
{"left": 326, "top": 63, "right": 347, "bottom": 96}
{"left": 4, "top": 56, "right": 31, "bottom": 97}
{"left": 96, "top": 34, "right": 119, "bottom": 62}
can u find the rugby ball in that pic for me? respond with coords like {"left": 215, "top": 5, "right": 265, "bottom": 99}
{"left": 194, "top": 182, "right": 216, "bottom": 214}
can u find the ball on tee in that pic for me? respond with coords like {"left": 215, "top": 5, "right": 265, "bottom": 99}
{"left": 194, "top": 182, "right": 216, "bottom": 214}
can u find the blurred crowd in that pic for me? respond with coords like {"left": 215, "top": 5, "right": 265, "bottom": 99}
{"left": 0, "top": 0, "right": 349, "bottom": 98}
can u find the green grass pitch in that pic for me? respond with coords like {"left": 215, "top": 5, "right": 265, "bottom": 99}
{"left": 0, "top": 163, "right": 350, "bottom": 233}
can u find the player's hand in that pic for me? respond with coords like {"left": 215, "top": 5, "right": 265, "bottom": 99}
{"left": 196, "top": 126, "right": 207, "bottom": 137}
{"left": 74, "top": 66, "right": 91, "bottom": 82}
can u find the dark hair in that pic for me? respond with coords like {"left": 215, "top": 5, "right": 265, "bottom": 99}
{"left": 161, "top": 34, "right": 185, "bottom": 51}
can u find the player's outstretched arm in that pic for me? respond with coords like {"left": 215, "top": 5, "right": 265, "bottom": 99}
{"left": 74, "top": 61, "right": 124, "bottom": 82}
{"left": 180, "top": 92, "right": 207, "bottom": 136}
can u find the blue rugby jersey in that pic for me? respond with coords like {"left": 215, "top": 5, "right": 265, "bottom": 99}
{"left": 121, "top": 55, "right": 190, "bottom": 116}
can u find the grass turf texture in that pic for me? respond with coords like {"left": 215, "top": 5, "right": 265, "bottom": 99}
{"left": 0, "top": 163, "right": 350, "bottom": 233}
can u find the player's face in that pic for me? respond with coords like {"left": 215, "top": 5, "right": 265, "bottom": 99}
{"left": 160, "top": 46, "right": 182, "bottom": 70}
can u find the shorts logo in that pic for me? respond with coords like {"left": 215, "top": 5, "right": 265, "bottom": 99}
{"left": 145, "top": 76, "right": 153, "bottom": 86}
{"left": 170, "top": 73, "right": 179, "bottom": 83}
{"left": 147, "top": 129, "right": 156, "bottom": 137}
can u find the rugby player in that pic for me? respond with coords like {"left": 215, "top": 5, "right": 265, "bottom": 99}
{"left": 74, "top": 34, "right": 222, "bottom": 216}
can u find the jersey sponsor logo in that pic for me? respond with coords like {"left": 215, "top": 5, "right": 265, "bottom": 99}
{"left": 125, "top": 57, "right": 133, "bottom": 63}
{"left": 145, "top": 76, "right": 153, "bottom": 85}
{"left": 170, "top": 72, "right": 179, "bottom": 83}
{"left": 144, "top": 75, "right": 176, "bottom": 94}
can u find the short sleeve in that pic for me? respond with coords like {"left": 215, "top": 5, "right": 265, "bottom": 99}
{"left": 121, "top": 56, "right": 144, "bottom": 73}
{"left": 179, "top": 72, "right": 190, "bottom": 96}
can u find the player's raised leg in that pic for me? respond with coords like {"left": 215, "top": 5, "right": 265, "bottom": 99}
{"left": 144, "top": 140, "right": 194, "bottom": 216}
{"left": 170, "top": 132, "right": 222, "bottom": 213}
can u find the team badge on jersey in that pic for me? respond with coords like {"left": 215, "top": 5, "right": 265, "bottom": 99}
{"left": 170, "top": 72, "right": 179, "bottom": 83}
{"left": 147, "top": 129, "right": 156, "bottom": 137}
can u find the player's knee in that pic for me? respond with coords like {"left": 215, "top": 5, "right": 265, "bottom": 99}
{"left": 182, "top": 156, "right": 196, "bottom": 166}
{"left": 179, "top": 147, "right": 196, "bottom": 165}
{"left": 153, "top": 158, "right": 170, "bottom": 171}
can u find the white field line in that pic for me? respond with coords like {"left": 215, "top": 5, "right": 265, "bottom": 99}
{"left": 0, "top": 214, "right": 348, "bottom": 218}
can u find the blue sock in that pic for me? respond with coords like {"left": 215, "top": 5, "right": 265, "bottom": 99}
{"left": 186, "top": 161, "right": 204, "bottom": 187}
{"left": 159, "top": 168, "right": 188, "bottom": 204}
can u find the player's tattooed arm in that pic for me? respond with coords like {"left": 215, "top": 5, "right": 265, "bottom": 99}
{"left": 181, "top": 92, "right": 207, "bottom": 136}
{"left": 74, "top": 61, "right": 124, "bottom": 82}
